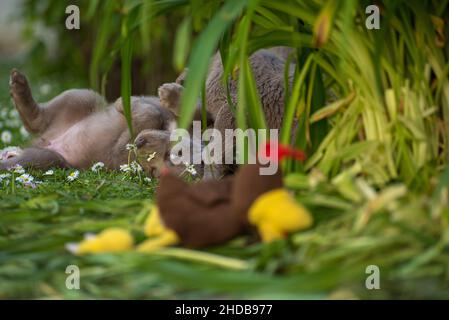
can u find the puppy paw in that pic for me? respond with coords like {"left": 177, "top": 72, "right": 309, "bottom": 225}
{"left": 175, "top": 68, "right": 188, "bottom": 85}
{"left": 9, "top": 69, "right": 30, "bottom": 96}
{"left": 158, "top": 83, "right": 183, "bottom": 112}
{"left": 114, "top": 96, "right": 139, "bottom": 114}
{"left": 0, "top": 146, "right": 23, "bottom": 161}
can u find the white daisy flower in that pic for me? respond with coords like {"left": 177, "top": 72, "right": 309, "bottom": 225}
{"left": 20, "top": 126, "right": 30, "bottom": 138}
{"left": 1, "top": 130, "right": 12, "bottom": 144}
{"left": 65, "top": 243, "right": 79, "bottom": 254}
{"left": 9, "top": 109, "right": 19, "bottom": 119}
{"left": 146, "top": 152, "right": 157, "bottom": 162}
{"left": 0, "top": 108, "right": 8, "bottom": 118}
{"left": 144, "top": 177, "right": 152, "bottom": 184}
{"left": 130, "top": 161, "right": 143, "bottom": 173}
{"left": 43, "top": 170, "right": 54, "bottom": 176}
{"left": 9, "top": 119, "right": 21, "bottom": 129}
{"left": 65, "top": 233, "right": 96, "bottom": 254}
{"left": 39, "top": 84, "right": 51, "bottom": 96}
{"left": 67, "top": 170, "right": 80, "bottom": 182}
{"left": 0, "top": 173, "right": 11, "bottom": 183}
{"left": 126, "top": 143, "right": 136, "bottom": 151}
{"left": 15, "top": 173, "right": 38, "bottom": 188}
{"left": 16, "top": 173, "right": 34, "bottom": 184}
{"left": 184, "top": 162, "right": 197, "bottom": 176}
{"left": 91, "top": 162, "right": 105, "bottom": 173}
{"left": 120, "top": 162, "right": 142, "bottom": 175}
{"left": 10, "top": 164, "right": 25, "bottom": 174}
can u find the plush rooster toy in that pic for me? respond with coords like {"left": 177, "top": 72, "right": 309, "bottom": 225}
{"left": 138, "top": 141, "right": 313, "bottom": 251}
{"left": 137, "top": 176, "right": 242, "bottom": 251}
{"left": 71, "top": 142, "right": 312, "bottom": 254}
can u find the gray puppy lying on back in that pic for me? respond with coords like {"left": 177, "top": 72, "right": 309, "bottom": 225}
{"left": 0, "top": 69, "right": 189, "bottom": 176}
{"left": 0, "top": 49, "right": 293, "bottom": 177}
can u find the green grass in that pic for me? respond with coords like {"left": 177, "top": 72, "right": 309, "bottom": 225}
{"left": 1, "top": 155, "right": 449, "bottom": 298}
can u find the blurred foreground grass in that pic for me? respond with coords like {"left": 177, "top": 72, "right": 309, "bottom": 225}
{"left": 1, "top": 50, "right": 449, "bottom": 298}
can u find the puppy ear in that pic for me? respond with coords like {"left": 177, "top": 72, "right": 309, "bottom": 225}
{"left": 158, "top": 83, "right": 183, "bottom": 117}
{"left": 114, "top": 97, "right": 124, "bottom": 113}
{"left": 175, "top": 68, "right": 188, "bottom": 85}
{"left": 114, "top": 96, "right": 138, "bottom": 114}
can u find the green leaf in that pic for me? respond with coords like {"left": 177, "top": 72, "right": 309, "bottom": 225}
{"left": 178, "top": 0, "right": 248, "bottom": 129}
{"left": 120, "top": 12, "right": 134, "bottom": 137}
{"left": 173, "top": 17, "right": 192, "bottom": 72}
{"left": 310, "top": 92, "right": 355, "bottom": 123}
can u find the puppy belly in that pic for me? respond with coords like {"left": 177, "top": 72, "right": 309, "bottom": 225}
{"left": 46, "top": 142, "right": 69, "bottom": 164}
{"left": 46, "top": 124, "right": 87, "bottom": 167}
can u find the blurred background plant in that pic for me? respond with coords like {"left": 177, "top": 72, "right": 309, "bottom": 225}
{"left": 4, "top": 0, "right": 183, "bottom": 100}
{"left": 8, "top": 0, "right": 447, "bottom": 189}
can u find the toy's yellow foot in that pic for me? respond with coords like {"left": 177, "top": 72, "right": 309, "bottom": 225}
{"left": 139, "top": 205, "right": 180, "bottom": 251}
{"left": 248, "top": 188, "right": 313, "bottom": 242}
{"left": 75, "top": 228, "right": 134, "bottom": 255}
{"left": 137, "top": 230, "right": 180, "bottom": 252}
{"left": 257, "top": 222, "right": 285, "bottom": 242}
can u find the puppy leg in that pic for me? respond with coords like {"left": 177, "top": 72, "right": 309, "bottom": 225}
{"left": 42, "top": 89, "right": 105, "bottom": 134}
{"left": 10, "top": 69, "right": 105, "bottom": 135}
{"left": 114, "top": 96, "right": 169, "bottom": 136}
{"left": 9, "top": 69, "right": 41, "bottom": 134}
{"left": 0, "top": 147, "right": 69, "bottom": 171}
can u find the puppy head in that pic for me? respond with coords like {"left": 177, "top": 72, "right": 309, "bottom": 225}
{"left": 134, "top": 129, "right": 171, "bottom": 177}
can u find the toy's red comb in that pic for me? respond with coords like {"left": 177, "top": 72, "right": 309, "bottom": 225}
{"left": 262, "top": 141, "right": 307, "bottom": 163}
{"left": 160, "top": 165, "right": 170, "bottom": 176}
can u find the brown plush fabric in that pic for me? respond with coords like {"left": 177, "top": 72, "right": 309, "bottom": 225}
{"left": 231, "top": 163, "right": 283, "bottom": 217}
{"left": 156, "top": 173, "right": 247, "bottom": 248}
